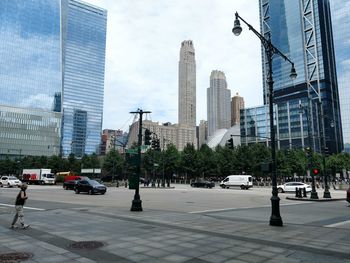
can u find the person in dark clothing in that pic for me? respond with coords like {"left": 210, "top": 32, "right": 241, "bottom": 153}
{"left": 11, "top": 183, "right": 29, "bottom": 229}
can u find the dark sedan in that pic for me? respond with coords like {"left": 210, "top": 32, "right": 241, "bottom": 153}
{"left": 75, "top": 180, "right": 107, "bottom": 195}
{"left": 63, "top": 180, "right": 78, "bottom": 190}
{"left": 190, "top": 179, "right": 215, "bottom": 188}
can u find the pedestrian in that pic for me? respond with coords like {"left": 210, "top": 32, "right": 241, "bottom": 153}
{"left": 11, "top": 183, "right": 30, "bottom": 229}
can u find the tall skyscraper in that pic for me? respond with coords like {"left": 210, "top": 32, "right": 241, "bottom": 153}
{"left": 207, "top": 70, "right": 231, "bottom": 136}
{"left": 61, "top": 0, "right": 107, "bottom": 157}
{"left": 178, "top": 40, "right": 196, "bottom": 127}
{"left": 330, "top": 0, "right": 350, "bottom": 152}
{"left": 259, "top": 0, "right": 343, "bottom": 153}
{"left": 0, "top": 0, "right": 106, "bottom": 158}
{"left": 231, "top": 92, "right": 244, "bottom": 126}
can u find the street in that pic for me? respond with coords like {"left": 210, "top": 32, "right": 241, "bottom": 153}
{"left": 1, "top": 184, "right": 349, "bottom": 227}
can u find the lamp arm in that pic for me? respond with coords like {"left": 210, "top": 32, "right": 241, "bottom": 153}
{"left": 235, "top": 12, "right": 294, "bottom": 67}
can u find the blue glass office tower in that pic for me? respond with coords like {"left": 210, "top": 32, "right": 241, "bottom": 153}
{"left": 61, "top": 0, "right": 107, "bottom": 157}
{"left": 259, "top": 0, "right": 343, "bottom": 154}
{"left": 0, "top": 0, "right": 106, "bottom": 158}
{"left": 330, "top": 0, "right": 350, "bottom": 152}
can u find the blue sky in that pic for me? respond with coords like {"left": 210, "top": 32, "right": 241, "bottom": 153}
{"left": 85, "top": 0, "right": 262, "bottom": 131}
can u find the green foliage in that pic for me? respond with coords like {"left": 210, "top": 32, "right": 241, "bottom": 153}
{"left": 1, "top": 145, "right": 348, "bottom": 181}
{"left": 102, "top": 149, "right": 124, "bottom": 178}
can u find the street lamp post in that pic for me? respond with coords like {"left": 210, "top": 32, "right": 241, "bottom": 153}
{"left": 233, "top": 12, "right": 297, "bottom": 226}
{"left": 129, "top": 109, "right": 151, "bottom": 211}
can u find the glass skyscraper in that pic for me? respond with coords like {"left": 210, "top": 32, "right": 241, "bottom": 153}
{"left": 0, "top": 0, "right": 106, "bottom": 158}
{"left": 61, "top": 0, "right": 107, "bottom": 157}
{"left": 330, "top": 0, "right": 350, "bottom": 152}
{"left": 259, "top": 0, "right": 343, "bottom": 154}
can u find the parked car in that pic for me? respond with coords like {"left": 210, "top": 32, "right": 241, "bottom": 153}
{"left": 74, "top": 180, "right": 107, "bottom": 195}
{"left": 190, "top": 179, "right": 215, "bottom": 188}
{"left": 347, "top": 187, "right": 350, "bottom": 203}
{"left": 0, "top": 176, "right": 22, "bottom": 188}
{"left": 277, "top": 182, "right": 312, "bottom": 193}
{"left": 63, "top": 180, "right": 79, "bottom": 190}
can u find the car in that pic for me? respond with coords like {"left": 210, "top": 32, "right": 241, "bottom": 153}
{"left": 190, "top": 179, "right": 215, "bottom": 188}
{"left": 74, "top": 179, "right": 107, "bottom": 195}
{"left": 0, "top": 176, "right": 22, "bottom": 188}
{"left": 347, "top": 187, "right": 350, "bottom": 203}
{"left": 277, "top": 182, "right": 312, "bottom": 193}
{"left": 63, "top": 180, "right": 79, "bottom": 190}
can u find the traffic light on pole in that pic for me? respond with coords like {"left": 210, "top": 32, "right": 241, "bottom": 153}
{"left": 227, "top": 138, "right": 234, "bottom": 149}
{"left": 144, "top": 129, "right": 152, "bottom": 145}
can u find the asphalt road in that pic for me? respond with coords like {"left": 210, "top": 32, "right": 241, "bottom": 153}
{"left": 1, "top": 184, "right": 349, "bottom": 229}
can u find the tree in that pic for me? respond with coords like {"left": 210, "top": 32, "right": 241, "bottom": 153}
{"left": 197, "top": 144, "right": 216, "bottom": 178}
{"left": 102, "top": 149, "right": 124, "bottom": 180}
{"left": 163, "top": 144, "right": 180, "bottom": 178}
{"left": 180, "top": 143, "right": 198, "bottom": 179}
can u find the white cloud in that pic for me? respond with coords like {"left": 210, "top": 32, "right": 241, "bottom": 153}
{"left": 85, "top": 0, "right": 262, "bottom": 131}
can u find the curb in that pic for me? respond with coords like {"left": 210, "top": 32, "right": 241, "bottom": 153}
{"left": 286, "top": 197, "right": 346, "bottom": 202}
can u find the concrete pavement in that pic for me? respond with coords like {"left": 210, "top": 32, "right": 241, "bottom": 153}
{"left": 0, "top": 190, "right": 349, "bottom": 262}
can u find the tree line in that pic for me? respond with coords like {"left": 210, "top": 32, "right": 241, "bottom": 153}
{"left": 1, "top": 143, "right": 350, "bottom": 181}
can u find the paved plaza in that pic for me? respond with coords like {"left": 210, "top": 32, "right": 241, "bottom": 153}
{"left": 0, "top": 185, "right": 349, "bottom": 262}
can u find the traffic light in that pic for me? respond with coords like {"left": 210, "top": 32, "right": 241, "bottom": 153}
{"left": 323, "top": 146, "right": 330, "bottom": 157}
{"left": 144, "top": 129, "right": 152, "bottom": 145}
{"left": 312, "top": 168, "right": 320, "bottom": 176}
{"left": 227, "top": 138, "right": 234, "bottom": 149}
{"left": 305, "top": 146, "right": 312, "bottom": 158}
{"left": 152, "top": 138, "right": 160, "bottom": 151}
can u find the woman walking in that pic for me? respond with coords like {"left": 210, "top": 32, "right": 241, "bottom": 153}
{"left": 11, "top": 183, "right": 30, "bottom": 229}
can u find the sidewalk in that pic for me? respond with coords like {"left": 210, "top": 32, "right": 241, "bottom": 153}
{"left": 0, "top": 204, "right": 349, "bottom": 263}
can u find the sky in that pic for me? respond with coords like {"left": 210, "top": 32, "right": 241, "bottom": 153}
{"left": 84, "top": 0, "right": 263, "bottom": 131}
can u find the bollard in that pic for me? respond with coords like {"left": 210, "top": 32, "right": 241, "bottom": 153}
{"left": 303, "top": 187, "right": 307, "bottom": 197}
{"left": 157, "top": 179, "right": 160, "bottom": 188}
{"left": 125, "top": 181, "right": 128, "bottom": 188}
{"left": 116, "top": 181, "right": 119, "bottom": 188}
{"left": 295, "top": 187, "right": 299, "bottom": 198}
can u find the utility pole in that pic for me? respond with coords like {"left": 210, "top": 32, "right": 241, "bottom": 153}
{"left": 129, "top": 109, "right": 151, "bottom": 211}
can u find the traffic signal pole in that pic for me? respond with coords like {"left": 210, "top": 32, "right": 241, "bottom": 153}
{"left": 129, "top": 109, "right": 151, "bottom": 211}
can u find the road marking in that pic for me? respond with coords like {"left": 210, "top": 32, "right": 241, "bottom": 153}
{"left": 0, "top": 203, "right": 45, "bottom": 211}
{"left": 325, "top": 220, "right": 350, "bottom": 228}
{"left": 188, "top": 202, "right": 312, "bottom": 214}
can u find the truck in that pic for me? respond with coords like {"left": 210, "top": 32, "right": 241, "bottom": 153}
{"left": 22, "top": 169, "right": 56, "bottom": 185}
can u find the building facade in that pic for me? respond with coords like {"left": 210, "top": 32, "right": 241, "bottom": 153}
{"left": 127, "top": 120, "right": 196, "bottom": 151}
{"left": 207, "top": 70, "right": 231, "bottom": 137}
{"left": 259, "top": 0, "right": 343, "bottom": 153}
{"left": 178, "top": 40, "right": 196, "bottom": 127}
{"left": 231, "top": 92, "right": 245, "bottom": 126}
{"left": 240, "top": 104, "right": 323, "bottom": 150}
{"left": 100, "top": 129, "right": 128, "bottom": 155}
{"left": 61, "top": 0, "right": 107, "bottom": 157}
{"left": 329, "top": 0, "right": 350, "bottom": 152}
{"left": 0, "top": 0, "right": 106, "bottom": 158}
{"left": 0, "top": 0, "right": 62, "bottom": 157}
{"left": 198, "top": 120, "right": 208, "bottom": 148}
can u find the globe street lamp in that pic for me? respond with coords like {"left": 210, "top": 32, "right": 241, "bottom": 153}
{"left": 233, "top": 12, "right": 297, "bottom": 226}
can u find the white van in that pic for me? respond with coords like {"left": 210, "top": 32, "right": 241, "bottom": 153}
{"left": 220, "top": 175, "right": 253, "bottom": 189}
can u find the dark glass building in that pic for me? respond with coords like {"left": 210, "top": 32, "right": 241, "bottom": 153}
{"left": 258, "top": 0, "right": 343, "bottom": 154}
{"left": 330, "top": 0, "right": 350, "bottom": 152}
{"left": 0, "top": 0, "right": 106, "bottom": 158}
